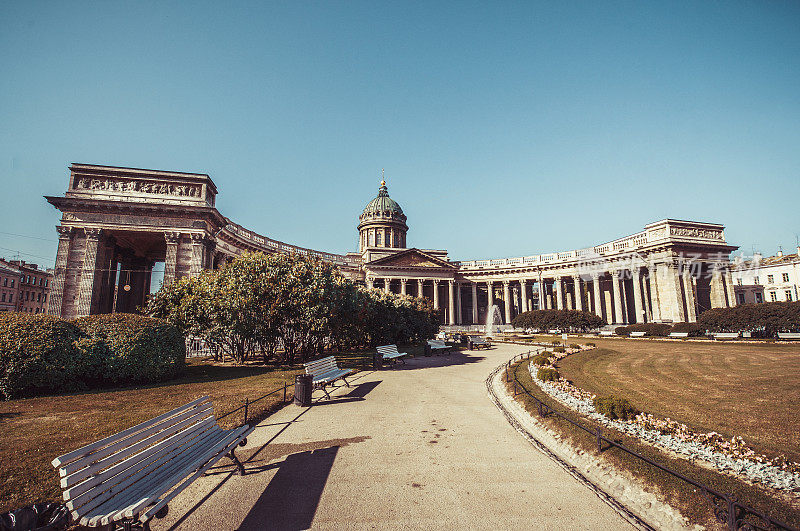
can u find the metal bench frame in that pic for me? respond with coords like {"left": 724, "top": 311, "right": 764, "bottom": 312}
{"left": 303, "top": 356, "right": 354, "bottom": 399}
{"left": 377, "top": 344, "right": 410, "bottom": 366}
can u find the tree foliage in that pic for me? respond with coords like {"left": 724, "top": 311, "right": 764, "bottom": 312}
{"left": 697, "top": 301, "right": 800, "bottom": 336}
{"left": 147, "top": 252, "right": 439, "bottom": 364}
{"left": 511, "top": 309, "right": 605, "bottom": 332}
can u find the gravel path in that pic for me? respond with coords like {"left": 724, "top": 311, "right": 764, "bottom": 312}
{"left": 153, "top": 344, "right": 633, "bottom": 530}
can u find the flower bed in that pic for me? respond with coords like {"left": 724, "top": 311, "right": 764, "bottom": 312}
{"left": 527, "top": 347, "right": 800, "bottom": 492}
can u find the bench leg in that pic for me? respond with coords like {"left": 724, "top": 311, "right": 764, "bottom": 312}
{"left": 228, "top": 447, "right": 246, "bottom": 475}
{"left": 320, "top": 384, "right": 331, "bottom": 399}
{"left": 341, "top": 376, "right": 351, "bottom": 387}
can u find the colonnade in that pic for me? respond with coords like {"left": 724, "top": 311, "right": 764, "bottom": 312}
{"left": 367, "top": 262, "right": 736, "bottom": 326}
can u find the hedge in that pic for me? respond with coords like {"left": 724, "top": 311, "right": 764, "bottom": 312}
{"left": 697, "top": 301, "right": 800, "bottom": 336}
{"left": 614, "top": 323, "right": 672, "bottom": 337}
{"left": 512, "top": 309, "right": 605, "bottom": 332}
{"left": 0, "top": 313, "right": 185, "bottom": 400}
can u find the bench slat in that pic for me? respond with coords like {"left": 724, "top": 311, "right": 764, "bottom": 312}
{"left": 60, "top": 404, "right": 214, "bottom": 480}
{"left": 53, "top": 396, "right": 211, "bottom": 468}
{"left": 65, "top": 418, "right": 221, "bottom": 517}
{"left": 85, "top": 426, "right": 243, "bottom": 526}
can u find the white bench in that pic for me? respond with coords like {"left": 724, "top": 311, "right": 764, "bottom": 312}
{"left": 468, "top": 336, "right": 490, "bottom": 349}
{"left": 668, "top": 332, "right": 689, "bottom": 338}
{"left": 713, "top": 332, "right": 739, "bottom": 340}
{"left": 547, "top": 329, "right": 561, "bottom": 334}
{"left": 436, "top": 331, "right": 447, "bottom": 340}
{"left": 427, "top": 339, "right": 452, "bottom": 355}
{"left": 377, "top": 344, "right": 410, "bottom": 365}
{"left": 599, "top": 331, "right": 614, "bottom": 337}
{"left": 303, "top": 356, "right": 354, "bottom": 399}
{"left": 629, "top": 331, "right": 646, "bottom": 337}
{"left": 51, "top": 396, "right": 251, "bottom": 529}
{"left": 777, "top": 332, "right": 800, "bottom": 340}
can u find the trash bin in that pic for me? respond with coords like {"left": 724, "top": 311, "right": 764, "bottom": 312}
{"left": 468, "top": 339, "right": 474, "bottom": 350}
{"left": 373, "top": 351, "right": 383, "bottom": 369}
{"left": 424, "top": 344, "right": 432, "bottom": 357}
{"left": 294, "top": 374, "right": 313, "bottom": 406}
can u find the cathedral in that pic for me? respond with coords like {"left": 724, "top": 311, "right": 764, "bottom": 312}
{"left": 46, "top": 164, "right": 738, "bottom": 326}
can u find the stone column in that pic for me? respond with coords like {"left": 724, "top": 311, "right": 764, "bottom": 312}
{"left": 682, "top": 267, "right": 697, "bottom": 322}
{"left": 538, "top": 279, "right": 545, "bottom": 311}
{"left": 631, "top": 268, "right": 645, "bottom": 324}
{"left": 448, "top": 280, "right": 456, "bottom": 325}
{"left": 656, "top": 262, "right": 685, "bottom": 322}
{"left": 612, "top": 271, "right": 624, "bottom": 324}
{"left": 503, "top": 281, "right": 511, "bottom": 324}
{"left": 433, "top": 280, "right": 440, "bottom": 309}
{"left": 418, "top": 278, "right": 425, "bottom": 298}
{"left": 384, "top": 278, "right": 391, "bottom": 294}
{"left": 592, "top": 274, "right": 603, "bottom": 318}
{"left": 189, "top": 234, "right": 206, "bottom": 277}
{"left": 724, "top": 270, "right": 736, "bottom": 308}
{"left": 487, "top": 281, "right": 494, "bottom": 311}
{"left": 648, "top": 266, "right": 661, "bottom": 321}
{"left": 163, "top": 232, "right": 180, "bottom": 287}
{"left": 456, "top": 282, "right": 462, "bottom": 325}
{"left": 520, "top": 279, "right": 528, "bottom": 313}
{"left": 471, "top": 282, "right": 478, "bottom": 324}
{"left": 573, "top": 276, "right": 584, "bottom": 311}
{"left": 47, "top": 226, "right": 73, "bottom": 317}
{"left": 555, "top": 277, "right": 563, "bottom": 310}
{"left": 76, "top": 228, "right": 102, "bottom": 318}
{"left": 400, "top": 278, "right": 407, "bottom": 295}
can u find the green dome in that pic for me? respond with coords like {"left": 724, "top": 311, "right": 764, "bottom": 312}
{"left": 362, "top": 181, "right": 404, "bottom": 217}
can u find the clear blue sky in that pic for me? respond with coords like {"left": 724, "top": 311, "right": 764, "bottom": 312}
{"left": 1, "top": 1, "right": 798, "bottom": 268}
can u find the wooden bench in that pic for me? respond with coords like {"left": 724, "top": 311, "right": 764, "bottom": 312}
{"left": 303, "top": 356, "right": 354, "bottom": 399}
{"left": 668, "top": 332, "right": 689, "bottom": 338}
{"left": 777, "top": 332, "right": 800, "bottom": 340}
{"left": 599, "top": 331, "right": 614, "bottom": 337}
{"left": 427, "top": 339, "right": 452, "bottom": 355}
{"left": 51, "top": 396, "right": 251, "bottom": 530}
{"left": 377, "top": 344, "right": 410, "bottom": 366}
{"left": 629, "top": 331, "right": 646, "bottom": 337}
{"left": 713, "top": 332, "right": 739, "bottom": 340}
{"left": 468, "top": 336, "right": 490, "bottom": 350}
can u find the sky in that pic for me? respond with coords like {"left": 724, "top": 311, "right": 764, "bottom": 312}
{"left": 1, "top": 1, "right": 799, "bottom": 269}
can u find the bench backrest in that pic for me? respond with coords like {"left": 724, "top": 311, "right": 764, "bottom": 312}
{"left": 777, "top": 332, "right": 800, "bottom": 339}
{"left": 377, "top": 344, "right": 400, "bottom": 356}
{"left": 599, "top": 331, "right": 614, "bottom": 336}
{"left": 669, "top": 332, "right": 689, "bottom": 338}
{"left": 714, "top": 332, "right": 739, "bottom": 339}
{"left": 470, "top": 336, "right": 486, "bottom": 344}
{"left": 428, "top": 340, "right": 446, "bottom": 347}
{"left": 51, "top": 396, "right": 216, "bottom": 523}
{"left": 629, "top": 331, "right": 647, "bottom": 337}
{"left": 304, "top": 356, "right": 340, "bottom": 376}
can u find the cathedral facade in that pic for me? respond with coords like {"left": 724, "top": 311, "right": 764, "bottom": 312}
{"left": 46, "top": 164, "right": 738, "bottom": 325}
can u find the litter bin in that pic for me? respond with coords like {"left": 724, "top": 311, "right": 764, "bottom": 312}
{"left": 373, "top": 351, "right": 383, "bottom": 369}
{"left": 424, "top": 343, "right": 432, "bottom": 357}
{"left": 294, "top": 374, "right": 313, "bottom": 406}
{"left": 468, "top": 339, "right": 474, "bottom": 350}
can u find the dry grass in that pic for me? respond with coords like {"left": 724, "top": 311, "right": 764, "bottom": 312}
{"left": 557, "top": 338, "right": 800, "bottom": 463}
{"left": 507, "top": 359, "right": 800, "bottom": 529}
{"left": 0, "top": 358, "right": 302, "bottom": 513}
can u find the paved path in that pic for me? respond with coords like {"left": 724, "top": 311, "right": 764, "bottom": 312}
{"left": 156, "top": 344, "right": 633, "bottom": 530}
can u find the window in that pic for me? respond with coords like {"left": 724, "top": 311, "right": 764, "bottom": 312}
{"left": 753, "top": 276, "right": 759, "bottom": 285}
{"left": 2, "top": 278, "right": 6, "bottom": 287}
{"left": 376, "top": 232, "right": 382, "bottom": 246}
{"left": 767, "top": 274, "right": 774, "bottom": 283}
{"left": 43, "top": 294, "right": 47, "bottom": 303}
{"left": 10, "top": 279, "right": 13, "bottom": 288}
{"left": 1, "top": 294, "right": 5, "bottom": 302}
{"left": 737, "top": 293, "right": 745, "bottom": 304}
{"left": 770, "top": 291, "right": 777, "bottom": 302}
{"left": 783, "top": 273, "right": 790, "bottom": 282}
{"left": 37, "top": 293, "right": 41, "bottom": 302}
{"left": 8, "top": 294, "right": 11, "bottom": 302}
{"left": 786, "top": 290, "right": 793, "bottom": 301}
{"left": 45, "top": 279, "right": 48, "bottom": 287}
{"left": 736, "top": 278, "right": 742, "bottom": 286}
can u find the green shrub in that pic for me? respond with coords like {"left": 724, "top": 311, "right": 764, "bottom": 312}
{"left": 537, "top": 367, "right": 560, "bottom": 382}
{"left": 532, "top": 354, "right": 551, "bottom": 366}
{"left": 551, "top": 340, "right": 561, "bottom": 345}
{"left": 615, "top": 326, "right": 630, "bottom": 336}
{"left": 697, "top": 301, "right": 800, "bottom": 336}
{"left": 670, "top": 322, "right": 706, "bottom": 337}
{"left": 74, "top": 314, "right": 185, "bottom": 385}
{"left": 512, "top": 309, "right": 606, "bottom": 332}
{"left": 593, "top": 395, "right": 639, "bottom": 420}
{"left": 553, "top": 346, "right": 565, "bottom": 353}
{"left": 616, "top": 323, "right": 672, "bottom": 337}
{"left": 586, "top": 342, "right": 595, "bottom": 347}
{"left": 569, "top": 343, "right": 580, "bottom": 349}
{"left": 0, "top": 313, "right": 84, "bottom": 399}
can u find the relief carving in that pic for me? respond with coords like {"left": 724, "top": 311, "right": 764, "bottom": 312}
{"left": 669, "top": 227, "right": 723, "bottom": 240}
{"left": 75, "top": 177, "right": 201, "bottom": 198}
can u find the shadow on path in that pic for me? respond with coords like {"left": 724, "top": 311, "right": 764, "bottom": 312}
{"left": 237, "top": 446, "right": 339, "bottom": 531}
{"left": 385, "top": 350, "right": 486, "bottom": 371}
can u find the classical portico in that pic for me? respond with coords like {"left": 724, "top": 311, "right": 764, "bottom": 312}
{"left": 46, "top": 164, "right": 739, "bottom": 325}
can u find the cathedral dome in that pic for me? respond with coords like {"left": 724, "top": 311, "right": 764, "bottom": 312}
{"left": 361, "top": 180, "right": 404, "bottom": 217}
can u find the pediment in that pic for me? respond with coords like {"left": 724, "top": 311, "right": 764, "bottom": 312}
{"left": 367, "top": 248, "right": 456, "bottom": 270}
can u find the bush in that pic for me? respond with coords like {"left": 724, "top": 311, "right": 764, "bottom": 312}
{"left": 670, "top": 322, "right": 705, "bottom": 337}
{"left": 551, "top": 340, "right": 561, "bottom": 345}
{"left": 0, "top": 313, "right": 84, "bottom": 399}
{"left": 698, "top": 302, "right": 800, "bottom": 336}
{"left": 74, "top": 314, "right": 185, "bottom": 385}
{"left": 586, "top": 342, "right": 595, "bottom": 347}
{"left": 553, "top": 346, "right": 565, "bottom": 353}
{"left": 569, "top": 343, "right": 580, "bottom": 349}
{"left": 615, "top": 323, "right": 672, "bottom": 337}
{"left": 532, "top": 354, "right": 551, "bottom": 366}
{"left": 593, "top": 395, "right": 639, "bottom": 420}
{"left": 512, "top": 309, "right": 605, "bottom": 332}
{"left": 537, "top": 367, "right": 560, "bottom": 382}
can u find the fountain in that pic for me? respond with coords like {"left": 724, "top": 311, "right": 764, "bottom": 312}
{"left": 484, "top": 305, "right": 502, "bottom": 338}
